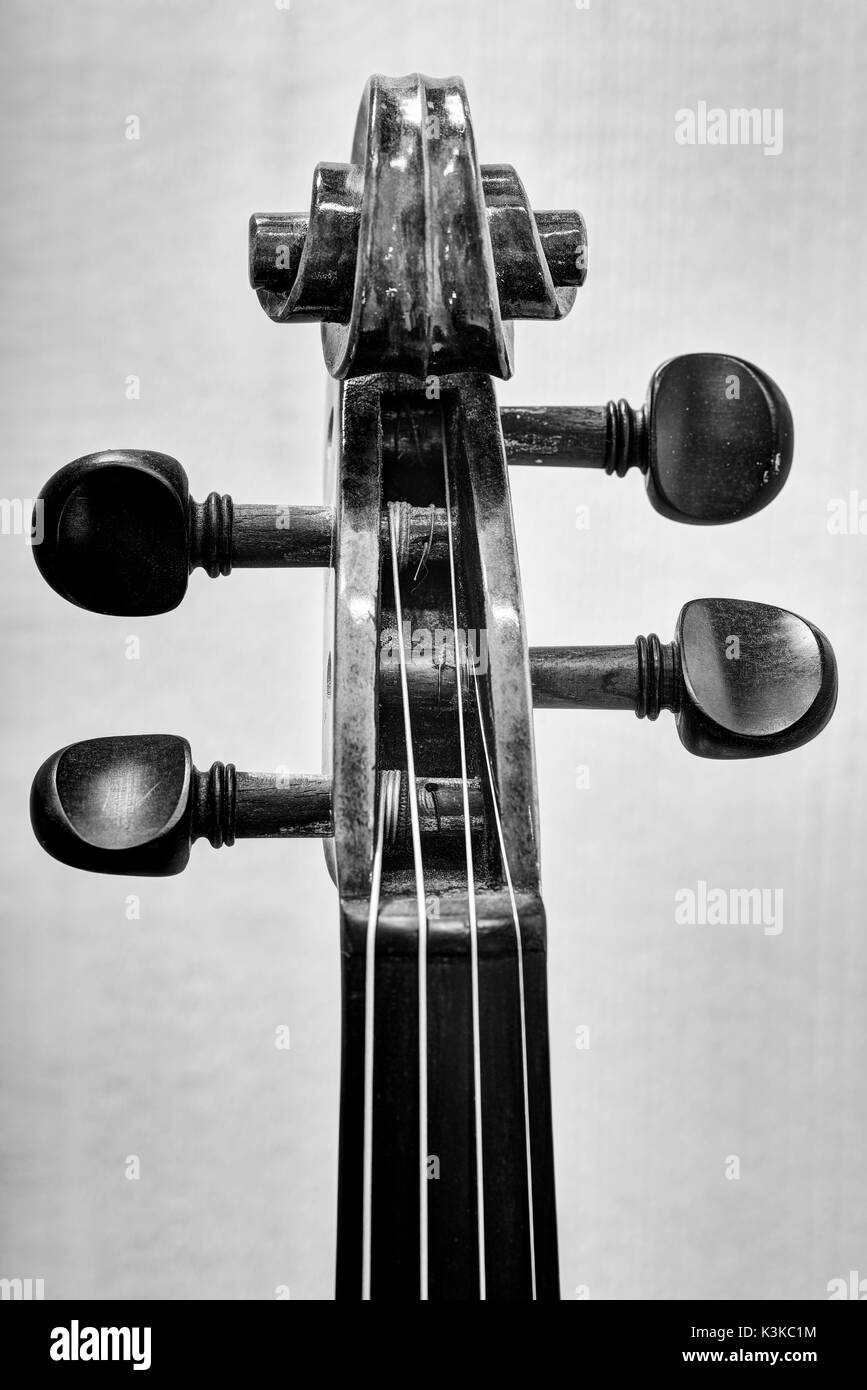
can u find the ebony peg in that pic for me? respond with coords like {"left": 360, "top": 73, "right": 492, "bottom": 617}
{"left": 32, "top": 452, "right": 451, "bottom": 616}
{"left": 250, "top": 197, "right": 587, "bottom": 322}
{"left": 31, "top": 452, "right": 333, "bottom": 616}
{"left": 30, "top": 737, "right": 484, "bottom": 875}
{"left": 502, "top": 354, "right": 793, "bottom": 523}
{"left": 30, "top": 735, "right": 332, "bottom": 875}
{"left": 530, "top": 598, "right": 836, "bottom": 758}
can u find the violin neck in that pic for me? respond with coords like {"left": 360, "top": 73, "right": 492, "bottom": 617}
{"left": 335, "top": 892, "right": 559, "bottom": 1301}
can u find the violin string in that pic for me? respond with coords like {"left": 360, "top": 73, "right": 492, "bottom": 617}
{"left": 387, "top": 501, "right": 430, "bottom": 1302}
{"left": 361, "top": 778, "right": 387, "bottom": 1301}
{"left": 469, "top": 658, "right": 538, "bottom": 1301}
{"left": 440, "top": 411, "right": 487, "bottom": 1301}
{"left": 412, "top": 503, "right": 436, "bottom": 586}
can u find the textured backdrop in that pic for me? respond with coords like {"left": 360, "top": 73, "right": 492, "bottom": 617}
{"left": 1, "top": 0, "right": 864, "bottom": 1299}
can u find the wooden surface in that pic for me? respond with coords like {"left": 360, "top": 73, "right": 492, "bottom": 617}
{"left": 321, "top": 365, "right": 556, "bottom": 1296}
{"left": 1, "top": 0, "right": 865, "bottom": 1300}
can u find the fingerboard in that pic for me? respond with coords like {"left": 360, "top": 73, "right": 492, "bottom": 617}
{"left": 336, "top": 892, "right": 558, "bottom": 1300}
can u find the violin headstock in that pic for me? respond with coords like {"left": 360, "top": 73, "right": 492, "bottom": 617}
{"left": 28, "top": 73, "right": 837, "bottom": 1301}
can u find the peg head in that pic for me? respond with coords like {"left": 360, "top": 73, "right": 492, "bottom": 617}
{"left": 646, "top": 354, "right": 793, "bottom": 523}
{"left": 31, "top": 734, "right": 195, "bottom": 875}
{"left": 33, "top": 451, "right": 190, "bottom": 615}
{"left": 674, "top": 598, "right": 837, "bottom": 758}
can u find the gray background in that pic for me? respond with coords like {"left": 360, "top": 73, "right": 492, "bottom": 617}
{"left": 1, "top": 0, "right": 864, "bottom": 1299}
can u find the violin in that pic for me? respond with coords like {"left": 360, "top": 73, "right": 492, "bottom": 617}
{"left": 29, "top": 73, "right": 837, "bottom": 1301}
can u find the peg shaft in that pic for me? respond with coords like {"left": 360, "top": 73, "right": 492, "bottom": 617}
{"left": 195, "top": 767, "right": 333, "bottom": 843}
{"left": 380, "top": 639, "right": 677, "bottom": 717}
{"left": 195, "top": 768, "right": 483, "bottom": 845}
{"left": 227, "top": 504, "right": 334, "bottom": 570}
{"left": 189, "top": 501, "right": 453, "bottom": 574}
{"left": 189, "top": 499, "right": 335, "bottom": 574}
{"left": 530, "top": 644, "right": 646, "bottom": 710}
{"left": 187, "top": 502, "right": 453, "bottom": 574}
{"left": 501, "top": 404, "right": 644, "bottom": 473}
{"left": 249, "top": 206, "right": 586, "bottom": 311}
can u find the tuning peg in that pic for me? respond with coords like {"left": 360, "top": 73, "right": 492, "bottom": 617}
{"left": 530, "top": 598, "right": 836, "bottom": 758}
{"left": 30, "top": 735, "right": 331, "bottom": 875}
{"left": 30, "top": 736, "right": 483, "bottom": 875}
{"left": 249, "top": 193, "right": 586, "bottom": 323}
{"left": 32, "top": 452, "right": 455, "bottom": 616}
{"left": 502, "top": 354, "right": 793, "bottom": 523}
{"left": 31, "top": 452, "right": 335, "bottom": 616}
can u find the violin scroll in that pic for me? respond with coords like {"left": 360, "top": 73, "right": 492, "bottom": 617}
{"left": 250, "top": 73, "right": 588, "bottom": 380}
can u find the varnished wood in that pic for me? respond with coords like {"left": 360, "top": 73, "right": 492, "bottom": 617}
{"left": 250, "top": 208, "right": 585, "bottom": 303}
{"left": 251, "top": 74, "right": 585, "bottom": 379}
{"left": 32, "top": 452, "right": 461, "bottom": 615}
{"left": 503, "top": 354, "right": 794, "bottom": 523}
{"left": 323, "top": 371, "right": 559, "bottom": 1298}
{"left": 529, "top": 604, "right": 837, "bottom": 757}
{"left": 530, "top": 645, "right": 642, "bottom": 710}
{"left": 30, "top": 741, "right": 487, "bottom": 872}
{"left": 28, "top": 72, "right": 838, "bottom": 1305}
{"left": 674, "top": 599, "right": 836, "bottom": 758}
{"left": 337, "top": 892, "right": 557, "bottom": 1300}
